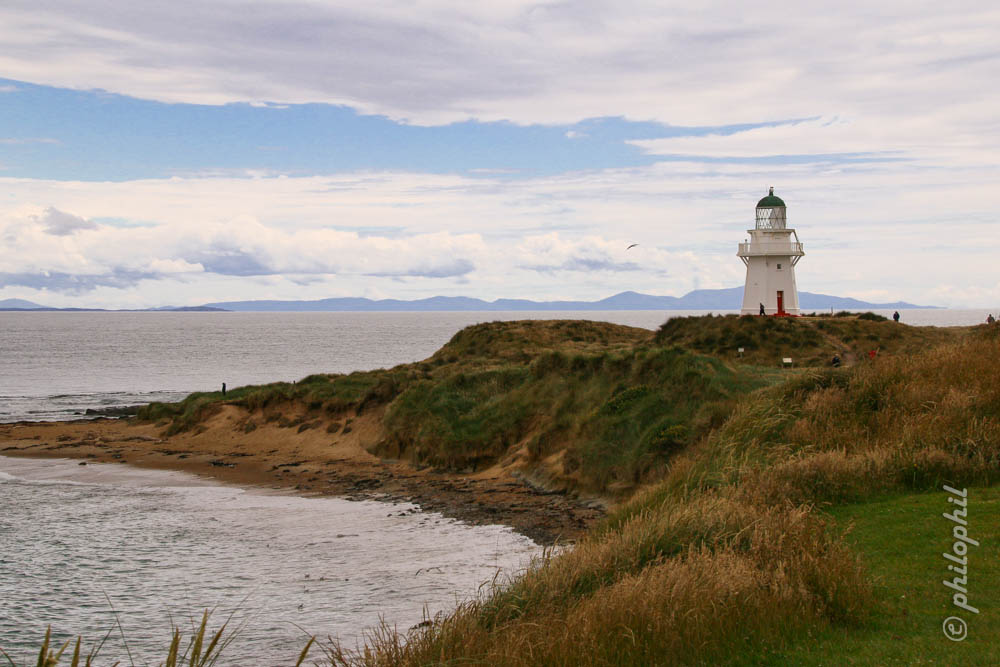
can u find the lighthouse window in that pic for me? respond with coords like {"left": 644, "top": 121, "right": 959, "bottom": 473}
{"left": 776, "top": 263, "right": 782, "bottom": 270}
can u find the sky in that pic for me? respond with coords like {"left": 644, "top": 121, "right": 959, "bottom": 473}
{"left": 1, "top": 1, "right": 998, "bottom": 309}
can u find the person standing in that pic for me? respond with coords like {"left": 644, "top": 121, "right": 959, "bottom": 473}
{"left": 222, "top": 382, "right": 227, "bottom": 396}
{"left": 759, "top": 303, "right": 766, "bottom": 316}
{"left": 893, "top": 311, "right": 900, "bottom": 323}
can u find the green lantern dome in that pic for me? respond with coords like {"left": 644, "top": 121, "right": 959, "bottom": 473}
{"left": 756, "top": 187, "right": 785, "bottom": 208}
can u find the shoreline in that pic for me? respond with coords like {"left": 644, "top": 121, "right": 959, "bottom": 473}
{"left": 0, "top": 413, "right": 603, "bottom": 545}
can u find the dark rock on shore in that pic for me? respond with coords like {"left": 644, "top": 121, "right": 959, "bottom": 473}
{"left": 84, "top": 405, "right": 142, "bottom": 417}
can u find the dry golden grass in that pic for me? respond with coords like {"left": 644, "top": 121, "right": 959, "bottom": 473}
{"left": 695, "top": 333, "right": 1000, "bottom": 507}
{"left": 322, "top": 496, "right": 872, "bottom": 666}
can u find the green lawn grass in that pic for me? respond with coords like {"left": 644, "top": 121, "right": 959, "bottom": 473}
{"left": 770, "top": 487, "right": 1000, "bottom": 665}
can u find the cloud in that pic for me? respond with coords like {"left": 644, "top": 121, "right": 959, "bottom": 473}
{"left": 0, "top": 201, "right": 486, "bottom": 293}
{"left": 367, "top": 258, "right": 475, "bottom": 279}
{"left": 0, "top": 3, "right": 996, "bottom": 134}
{"left": 628, "top": 115, "right": 994, "bottom": 168}
{"left": 1, "top": 151, "right": 998, "bottom": 306}
{"left": 190, "top": 249, "right": 271, "bottom": 277}
{"left": 0, "top": 269, "right": 160, "bottom": 293}
{"left": 531, "top": 257, "right": 642, "bottom": 273}
{"left": 2, "top": 4, "right": 998, "bottom": 238}
{"left": 33, "top": 206, "right": 97, "bottom": 236}
{"left": 516, "top": 233, "right": 646, "bottom": 273}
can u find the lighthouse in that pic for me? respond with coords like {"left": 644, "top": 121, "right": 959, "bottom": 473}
{"left": 738, "top": 187, "right": 804, "bottom": 315}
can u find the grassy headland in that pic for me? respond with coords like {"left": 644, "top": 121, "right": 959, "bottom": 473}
{"left": 136, "top": 315, "right": 964, "bottom": 499}
{"left": 318, "top": 318, "right": 995, "bottom": 666}
{"left": 14, "top": 314, "right": 995, "bottom": 665}
{"left": 137, "top": 318, "right": 779, "bottom": 498}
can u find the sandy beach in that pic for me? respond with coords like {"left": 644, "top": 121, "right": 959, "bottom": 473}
{"left": 0, "top": 405, "right": 602, "bottom": 545}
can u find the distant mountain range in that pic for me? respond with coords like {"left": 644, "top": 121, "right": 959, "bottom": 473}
{"left": 0, "top": 298, "right": 224, "bottom": 312}
{"left": 201, "top": 289, "right": 932, "bottom": 311}
{"left": 0, "top": 289, "right": 935, "bottom": 313}
{"left": 0, "top": 298, "right": 46, "bottom": 309}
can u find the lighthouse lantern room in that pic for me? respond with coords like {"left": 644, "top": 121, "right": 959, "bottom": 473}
{"left": 738, "top": 187, "right": 804, "bottom": 315}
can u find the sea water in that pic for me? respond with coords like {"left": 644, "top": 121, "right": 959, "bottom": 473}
{"left": 0, "top": 456, "right": 540, "bottom": 664}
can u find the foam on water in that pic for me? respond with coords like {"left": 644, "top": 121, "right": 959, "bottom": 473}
{"left": 0, "top": 390, "right": 189, "bottom": 423}
{"left": 0, "top": 456, "right": 542, "bottom": 664}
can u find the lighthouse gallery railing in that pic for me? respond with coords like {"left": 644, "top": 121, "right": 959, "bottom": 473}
{"left": 737, "top": 241, "right": 804, "bottom": 256}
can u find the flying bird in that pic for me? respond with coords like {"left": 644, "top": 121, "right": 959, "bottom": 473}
{"left": 626, "top": 243, "right": 639, "bottom": 250}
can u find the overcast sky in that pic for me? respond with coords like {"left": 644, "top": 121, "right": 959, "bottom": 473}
{"left": 1, "top": 1, "right": 998, "bottom": 308}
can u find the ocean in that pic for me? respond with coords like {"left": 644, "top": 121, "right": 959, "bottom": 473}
{"left": 0, "top": 456, "right": 539, "bottom": 664}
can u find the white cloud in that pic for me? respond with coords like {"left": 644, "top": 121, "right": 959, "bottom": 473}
{"left": 0, "top": 3, "right": 996, "bottom": 134}
{"left": 1, "top": 149, "right": 998, "bottom": 308}
{"left": 0, "top": 202, "right": 489, "bottom": 293}
{"left": 630, "top": 114, "right": 997, "bottom": 168}
{"left": 0, "top": 3, "right": 997, "bottom": 308}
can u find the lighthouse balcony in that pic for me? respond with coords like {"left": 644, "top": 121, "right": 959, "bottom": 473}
{"left": 737, "top": 241, "right": 804, "bottom": 257}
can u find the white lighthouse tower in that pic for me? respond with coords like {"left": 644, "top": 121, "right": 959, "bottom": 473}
{"left": 738, "top": 188, "right": 804, "bottom": 315}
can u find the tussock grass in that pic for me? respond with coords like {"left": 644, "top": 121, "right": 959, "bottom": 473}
{"left": 323, "top": 497, "right": 872, "bottom": 666}
{"left": 380, "top": 345, "right": 769, "bottom": 492}
{"left": 135, "top": 370, "right": 407, "bottom": 435}
{"left": 432, "top": 319, "right": 651, "bottom": 364}
{"left": 3, "top": 610, "right": 261, "bottom": 667}
{"left": 670, "top": 334, "right": 1000, "bottom": 507}
{"left": 135, "top": 320, "right": 648, "bottom": 437}
{"left": 655, "top": 313, "right": 959, "bottom": 366}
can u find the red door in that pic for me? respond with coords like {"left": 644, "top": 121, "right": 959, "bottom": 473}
{"left": 776, "top": 291, "right": 784, "bottom": 315}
